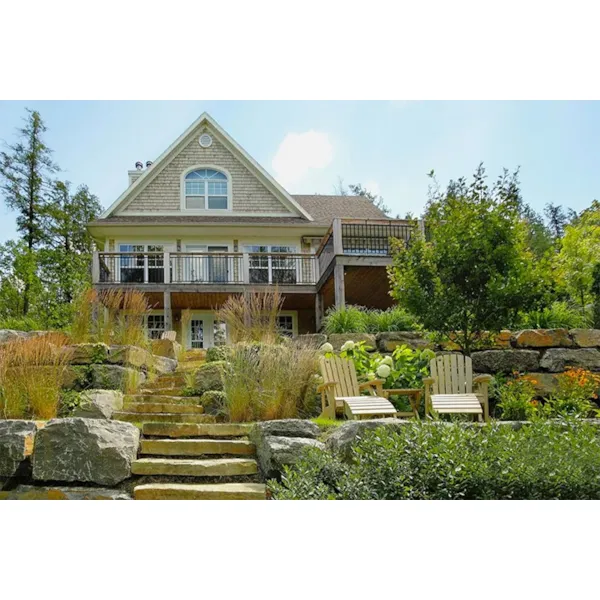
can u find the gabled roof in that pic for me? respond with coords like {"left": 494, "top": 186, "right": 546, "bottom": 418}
{"left": 293, "top": 195, "right": 389, "bottom": 225}
{"left": 100, "top": 112, "right": 313, "bottom": 221}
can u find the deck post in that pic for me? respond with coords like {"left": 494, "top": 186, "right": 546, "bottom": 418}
{"left": 242, "top": 253, "right": 251, "bottom": 284}
{"left": 164, "top": 252, "right": 170, "bottom": 284}
{"left": 164, "top": 290, "right": 172, "bottom": 331}
{"left": 334, "top": 264, "right": 345, "bottom": 308}
{"left": 315, "top": 292, "right": 324, "bottom": 331}
{"left": 92, "top": 251, "right": 100, "bottom": 284}
{"left": 332, "top": 218, "right": 343, "bottom": 255}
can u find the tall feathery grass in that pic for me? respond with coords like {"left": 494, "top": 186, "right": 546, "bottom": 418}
{"left": 0, "top": 333, "right": 72, "bottom": 420}
{"left": 71, "top": 287, "right": 151, "bottom": 347}
{"left": 323, "top": 305, "right": 419, "bottom": 334}
{"left": 216, "top": 289, "right": 283, "bottom": 344}
{"left": 224, "top": 342, "right": 319, "bottom": 422}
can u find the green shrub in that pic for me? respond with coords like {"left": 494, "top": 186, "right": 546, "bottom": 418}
{"left": 542, "top": 368, "right": 600, "bottom": 418}
{"left": 322, "top": 305, "right": 419, "bottom": 334}
{"left": 518, "top": 301, "right": 591, "bottom": 329}
{"left": 270, "top": 421, "right": 600, "bottom": 500}
{"left": 205, "top": 346, "right": 230, "bottom": 363}
{"left": 0, "top": 316, "right": 45, "bottom": 332}
{"left": 496, "top": 375, "right": 539, "bottom": 420}
{"left": 200, "top": 390, "right": 227, "bottom": 416}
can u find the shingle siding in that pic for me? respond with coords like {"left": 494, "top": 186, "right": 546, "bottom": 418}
{"left": 122, "top": 127, "right": 289, "bottom": 214}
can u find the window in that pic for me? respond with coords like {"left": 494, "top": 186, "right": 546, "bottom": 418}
{"left": 277, "top": 315, "right": 294, "bottom": 337}
{"left": 119, "top": 244, "right": 164, "bottom": 283}
{"left": 243, "top": 245, "right": 297, "bottom": 284}
{"left": 184, "top": 168, "right": 229, "bottom": 210}
{"left": 147, "top": 315, "right": 165, "bottom": 340}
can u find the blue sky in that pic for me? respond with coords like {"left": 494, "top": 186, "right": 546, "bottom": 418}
{"left": 0, "top": 100, "right": 599, "bottom": 242}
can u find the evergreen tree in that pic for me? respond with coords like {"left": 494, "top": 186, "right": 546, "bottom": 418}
{"left": 0, "top": 109, "right": 59, "bottom": 314}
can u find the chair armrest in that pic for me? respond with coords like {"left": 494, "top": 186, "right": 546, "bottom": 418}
{"left": 422, "top": 377, "right": 435, "bottom": 386}
{"left": 382, "top": 388, "right": 420, "bottom": 396}
{"left": 358, "top": 379, "right": 385, "bottom": 391}
{"left": 317, "top": 382, "right": 337, "bottom": 393}
{"left": 473, "top": 374, "right": 493, "bottom": 384}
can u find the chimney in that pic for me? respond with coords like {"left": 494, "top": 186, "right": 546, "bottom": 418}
{"left": 129, "top": 161, "right": 145, "bottom": 186}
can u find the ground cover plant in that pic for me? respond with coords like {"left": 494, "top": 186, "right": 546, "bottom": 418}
{"left": 0, "top": 332, "right": 72, "bottom": 419}
{"left": 270, "top": 421, "right": 600, "bottom": 500}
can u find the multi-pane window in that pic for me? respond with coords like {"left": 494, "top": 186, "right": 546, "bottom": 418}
{"left": 244, "top": 245, "right": 297, "bottom": 284}
{"left": 214, "top": 321, "right": 227, "bottom": 346}
{"left": 147, "top": 315, "right": 165, "bottom": 340}
{"left": 277, "top": 315, "right": 294, "bottom": 337}
{"left": 184, "top": 169, "right": 228, "bottom": 210}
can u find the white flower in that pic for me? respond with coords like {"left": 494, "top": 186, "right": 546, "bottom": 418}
{"left": 366, "top": 371, "right": 377, "bottom": 381}
{"left": 320, "top": 342, "right": 334, "bottom": 353}
{"left": 376, "top": 364, "right": 391, "bottom": 379}
{"left": 381, "top": 356, "right": 393, "bottom": 367}
{"left": 340, "top": 341, "right": 355, "bottom": 352}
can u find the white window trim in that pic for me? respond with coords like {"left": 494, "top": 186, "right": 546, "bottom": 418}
{"left": 180, "top": 165, "right": 233, "bottom": 213}
{"left": 277, "top": 311, "right": 298, "bottom": 337}
{"left": 185, "top": 311, "right": 230, "bottom": 350}
{"left": 146, "top": 312, "right": 166, "bottom": 340}
{"left": 240, "top": 241, "right": 301, "bottom": 285}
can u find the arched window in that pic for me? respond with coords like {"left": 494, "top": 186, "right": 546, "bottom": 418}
{"left": 184, "top": 168, "right": 229, "bottom": 210}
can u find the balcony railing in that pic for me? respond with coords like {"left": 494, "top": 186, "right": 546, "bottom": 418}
{"left": 315, "top": 217, "right": 421, "bottom": 275}
{"left": 93, "top": 251, "right": 318, "bottom": 286}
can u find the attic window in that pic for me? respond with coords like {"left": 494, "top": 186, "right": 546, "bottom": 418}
{"left": 184, "top": 168, "right": 229, "bottom": 210}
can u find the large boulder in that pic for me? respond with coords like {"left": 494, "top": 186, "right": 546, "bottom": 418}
{"left": 0, "top": 330, "right": 25, "bottom": 344}
{"left": 108, "top": 345, "right": 153, "bottom": 369}
{"left": 295, "top": 333, "right": 328, "bottom": 348}
{"left": 194, "top": 361, "right": 225, "bottom": 394}
{"left": 68, "top": 343, "right": 110, "bottom": 364}
{"left": 32, "top": 418, "right": 140, "bottom": 486}
{"left": 524, "top": 372, "right": 559, "bottom": 396}
{"left": 252, "top": 434, "right": 325, "bottom": 479}
{"left": 0, "top": 485, "right": 132, "bottom": 500}
{"left": 152, "top": 355, "right": 178, "bottom": 375}
{"left": 471, "top": 349, "right": 541, "bottom": 374}
{"left": 325, "top": 419, "right": 413, "bottom": 460}
{"left": 570, "top": 329, "right": 600, "bottom": 348}
{"left": 539, "top": 348, "right": 600, "bottom": 372}
{"left": 512, "top": 329, "right": 573, "bottom": 348}
{"left": 328, "top": 333, "right": 376, "bottom": 352}
{"left": 152, "top": 339, "right": 182, "bottom": 360}
{"left": 376, "top": 331, "right": 432, "bottom": 352}
{"left": 88, "top": 364, "right": 146, "bottom": 391}
{"left": 0, "top": 420, "right": 38, "bottom": 478}
{"left": 252, "top": 419, "right": 320, "bottom": 440}
{"left": 71, "top": 390, "right": 124, "bottom": 419}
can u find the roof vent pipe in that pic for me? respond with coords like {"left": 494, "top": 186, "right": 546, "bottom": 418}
{"left": 146, "top": 161, "right": 153, "bottom": 169}
{"left": 135, "top": 161, "right": 143, "bottom": 170}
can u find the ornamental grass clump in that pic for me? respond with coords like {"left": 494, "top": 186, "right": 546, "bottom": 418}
{"left": 0, "top": 333, "right": 73, "bottom": 420}
{"left": 216, "top": 289, "right": 283, "bottom": 344}
{"left": 322, "top": 305, "right": 419, "bottom": 334}
{"left": 223, "top": 341, "right": 319, "bottom": 422}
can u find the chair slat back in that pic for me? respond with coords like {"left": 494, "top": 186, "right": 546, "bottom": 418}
{"left": 430, "top": 354, "right": 473, "bottom": 395}
{"left": 320, "top": 356, "right": 360, "bottom": 398}
{"left": 161, "top": 331, "right": 177, "bottom": 341}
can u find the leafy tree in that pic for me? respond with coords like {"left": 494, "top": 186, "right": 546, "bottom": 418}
{"left": 0, "top": 109, "right": 59, "bottom": 314}
{"left": 388, "top": 165, "right": 548, "bottom": 354}
{"left": 335, "top": 178, "right": 391, "bottom": 215}
{"left": 544, "top": 202, "right": 576, "bottom": 242}
{"left": 554, "top": 200, "right": 600, "bottom": 310}
{"left": 592, "top": 263, "right": 600, "bottom": 329}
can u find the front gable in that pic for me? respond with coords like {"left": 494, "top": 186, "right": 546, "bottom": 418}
{"left": 104, "top": 113, "right": 312, "bottom": 220}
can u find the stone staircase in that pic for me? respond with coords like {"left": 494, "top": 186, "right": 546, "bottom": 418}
{"left": 113, "top": 353, "right": 266, "bottom": 500}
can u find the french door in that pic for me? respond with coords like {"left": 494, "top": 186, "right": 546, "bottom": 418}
{"left": 184, "top": 245, "right": 230, "bottom": 283}
{"left": 187, "top": 313, "right": 228, "bottom": 349}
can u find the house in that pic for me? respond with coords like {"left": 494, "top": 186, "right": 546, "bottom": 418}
{"left": 88, "top": 113, "right": 417, "bottom": 349}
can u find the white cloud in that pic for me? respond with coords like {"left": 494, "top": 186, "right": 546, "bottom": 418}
{"left": 271, "top": 131, "right": 333, "bottom": 188}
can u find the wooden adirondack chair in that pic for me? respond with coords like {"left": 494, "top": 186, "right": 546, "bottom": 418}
{"left": 423, "top": 354, "right": 492, "bottom": 421}
{"left": 161, "top": 331, "right": 177, "bottom": 342}
{"left": 318, "top": 355, "right": 397, "bottom": 420}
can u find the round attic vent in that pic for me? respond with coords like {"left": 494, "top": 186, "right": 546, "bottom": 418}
{"left": 199, "top": 133, "right": 213, "bottom": 148}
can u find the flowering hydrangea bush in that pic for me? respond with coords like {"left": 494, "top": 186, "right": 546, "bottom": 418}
{"left": 319, "top": 340, "right": 434, "bottom": 390}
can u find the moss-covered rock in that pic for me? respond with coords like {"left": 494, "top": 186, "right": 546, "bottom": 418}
{"left": 205, "top": 346, "right": 231, "bottom": 363}
{"left": 200, "top": 390, "right": 227, "bottom": 416}
{"left": 194, "top": 361, "right": 226, "bottom": 394}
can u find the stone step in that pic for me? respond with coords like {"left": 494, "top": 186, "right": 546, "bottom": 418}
{"left": 123, "top": 402, "right": 205, "bottom": 414}
{"left": 143, "top": 422, "right": 252, "bottom": 438}
{"left": 113, "top": 412, "right": 215, "bottom": 424}
{"left": 139, "top": 388, "right": 188, "bottom": 397}
{"left": 148, "top": 375, "right": 187, "bottom": 387}
{"left": 134, "top": 482, "right": 265, "bottom": 500}
{"left": 131, "top": 457, "right": 258, "bottom": 477}
{"left": 125, "top": 395, "right": 202, "bottom": 404}
{"left": 140, "top": 438, "right": 255, "bottom": 456}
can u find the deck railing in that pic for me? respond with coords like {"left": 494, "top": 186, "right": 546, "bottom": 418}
{"left": 94, "top": 251, "right": 318, "bottom": 286}
{"left": 315, "top": 217, "right": 421, "bottom": 274}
